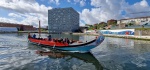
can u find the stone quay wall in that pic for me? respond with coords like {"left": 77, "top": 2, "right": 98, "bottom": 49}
{"left": 134, "top": 28, "right": 150, "bottom": 36}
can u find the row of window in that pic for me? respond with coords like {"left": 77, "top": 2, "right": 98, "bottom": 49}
{"left": 120, "top": 18, "right": 150, "bottom": 23}
{"left": 0, "top": 27, "right": 18, "bottom": 32}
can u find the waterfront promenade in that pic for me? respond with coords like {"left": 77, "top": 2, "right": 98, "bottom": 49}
{"left": 1, "top": 30, "right": 150, "bottom": 41}
{"left": 103, "top": 34, "right": 150, "bottom": 40}
{"left": 73, "top": 32, "right": 150, "bottom": 41}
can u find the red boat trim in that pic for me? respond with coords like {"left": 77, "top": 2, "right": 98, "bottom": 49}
{"left": 28, "top": 38, "right": 97, "bottom": 48}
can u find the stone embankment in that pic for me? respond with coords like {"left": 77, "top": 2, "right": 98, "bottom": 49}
{"left": 86, "top": 28, "right": 150, "bottom": 41}
{"left": 134, "top": 28, "right": 150, "bottom": 36}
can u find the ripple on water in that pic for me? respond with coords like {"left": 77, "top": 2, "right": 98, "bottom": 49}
{"left": 1, "top": 33, "right": 150, "bottom": 70}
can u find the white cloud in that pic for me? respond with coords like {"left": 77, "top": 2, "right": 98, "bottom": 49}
{"left": 80, "top": 0, "right": 124, "bottom": 25}
{"left": 80, "top": 0, "right": 150, "bottom": 25}
{"left": 80, "top": 20, "right": 85, "bottom": 26}
{"left": 80, "top": 0, "right": 86, "bottom": 7}
{"left": 124, "top": 0, "right": 150, "bottom": 18}
{"left": 0, "top": 17, "right": 19, "bottom": 23}
{"left": 8, "top": 13, "right": 22, "bottom": 18}
{"left": 1, "top": 0, "right": 150, "bottom": 27}
{"left": 74, "top": 0, "right": 80, "bottom": 3}
{"left": 67, "top": 0, "right": 71, "bottom": 2}
{"left": 80, "top": 8, "right": 101, "bottom": 24}
{"left": 21, "top": 14, "right": 48, "bottom": 27}
{"left": 7, "top": 13, "right": 48, "bottom": 27}
{"left": 49, "top": 0, "right": 60, "bottom": 5}
{"left": 0, "top": 0, "right": 52, "bottom": 27}
{"left": 140, "top": 0, "right": 149, "bottom": 7}
{"left": 73, "top": 0, "right": 86, "bottom": 7}
{"left": 0, "top": 0, "right": 52, "bottom": 17}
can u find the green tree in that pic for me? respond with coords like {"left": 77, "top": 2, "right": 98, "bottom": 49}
{"left": 128, "top": 23, "right": 134, "bottom": 26}
{"left": 99, "top": 22, "right": 107, "bottom": 29}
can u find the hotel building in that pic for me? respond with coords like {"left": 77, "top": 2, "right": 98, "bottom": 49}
{"left": 48, "top": 7, "right": 79, "bottom": 33}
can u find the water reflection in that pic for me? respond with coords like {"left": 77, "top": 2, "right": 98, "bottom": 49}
{"left": 92, "top": 37, "right": 150, "bottom": 70}
{"left": 105, "top": 37, "right": 150, "bottom": 52}
{"left": 35, "top": 50, "right": 103, "bottom": 70}
{"left": 8, "top": 49, "right": 103, "bottom": 70}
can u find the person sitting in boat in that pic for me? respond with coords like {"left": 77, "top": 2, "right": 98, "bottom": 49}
{"left": 48, "top": 34, "right": 51, "bottom": 41}
{"left": 69, "top": 39, "right": 75, "bottom": 44}
{"left": 58, "top": 37, "right": 63, "bottom": 42}
{"left": 66, "top": 38, "right": 70, "bottom": 44}
{"left": 28, "top": 32, "right": 31, "bottom": 38}
{"left": 33, "top": 34, "right": 36, "bottom": 38}
{"left": 63, "top": 38, "right": 66, "bottom": 43}
{"left": 63, "top": 38, "right": 66, "bottom": 42}
{"left": 60, "top": 37, "right": 63, "bottom": 42}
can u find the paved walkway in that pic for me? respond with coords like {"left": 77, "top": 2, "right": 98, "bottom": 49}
{"left": 72, "top": 33, "right": 150, "bottom": 40}
{"left": 134, "top": 36, "right": 150, "bottom": 39}
{"left": 103, "top": 34, "right": 150, "bottom": 40}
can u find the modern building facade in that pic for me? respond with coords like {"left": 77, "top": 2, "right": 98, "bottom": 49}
{"left": 48, "top": 7, "right": 79, "bottom": 33}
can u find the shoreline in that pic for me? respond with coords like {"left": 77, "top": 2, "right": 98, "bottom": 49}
{"left": 72, "top": 33, "right": 150, "bottom": 41}
{"left": 103, "top": 34, "right": 150, "bottom": 41}
{"left": 0, "top": 31, "right": 150, "bottom": 41}
{"left": 0, "top": 31, "right": 48, "bottom": 34}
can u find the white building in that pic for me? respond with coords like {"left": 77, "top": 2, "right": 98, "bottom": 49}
{"left": 0, "top": 27, "right": 18, "bottom": 32}
{"left": 117, "top": 16, "right": 150, "bottom": 25}
{"left": 48, "top": 7, "right": 79, "bottom": 33}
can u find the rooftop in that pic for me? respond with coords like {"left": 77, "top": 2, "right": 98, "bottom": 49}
{"left": 119, "top": 16, "right": 150, "bottom": 20}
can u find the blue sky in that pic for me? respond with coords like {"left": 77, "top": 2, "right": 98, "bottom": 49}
{"left": 0, "top": 0, "right": 150, "bottom": 27}
{"left": 125, "top": 0, "right": 142, "bottom": 5}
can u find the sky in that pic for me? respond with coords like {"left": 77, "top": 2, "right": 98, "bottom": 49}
{"left": 0, "top": 0, "right": 150, "bottom": 27}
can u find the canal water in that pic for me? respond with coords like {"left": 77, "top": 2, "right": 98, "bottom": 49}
{"left": 0, "top": 33, "right": 150, "bottom": 70}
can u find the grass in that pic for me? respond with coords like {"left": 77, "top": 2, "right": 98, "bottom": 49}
{"left": 135, "top": 28, "right": 150, "bottom": 30}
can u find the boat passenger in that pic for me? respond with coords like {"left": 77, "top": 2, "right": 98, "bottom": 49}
{"left": 63, "top": 38, "right": 66, "bottom": 42}
{"left": 60, "top": 37, "right": 63, "bottom": 41}
{"left": 66, "top": 38, "right": 70, "bottom": 44}
{"left": 33, "top": 34, "right": 36, "bottom": 38}
{"left": 69, "top": 40, "right": 73, "bottom": 44}
{"left": 48, "top": 35, "right": 51, "bottom": 41}
{"left": 28, "top": 33, "right": 31, "bottom": 38}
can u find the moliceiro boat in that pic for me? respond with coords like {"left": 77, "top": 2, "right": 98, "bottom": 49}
{"left": 28, "top": 21, "right": 104, "bottom": 53}
{"left": 28, "top": 33, "right": 104, "bottom": 53}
